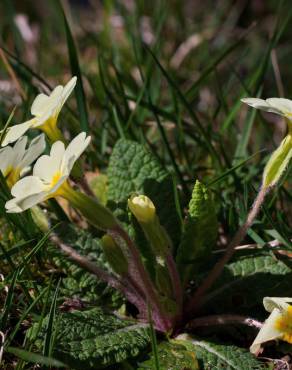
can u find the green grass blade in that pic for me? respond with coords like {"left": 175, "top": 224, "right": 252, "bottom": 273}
{"left": 0, "top": 267, "right": 19, "bottom": 330}
{"left": 6, "top": 286, "right": 48, "bottom": 346}
{"left": 6, "top": 347, "right": 66, "bottom": 368}
{"left": 58, "top": 1, "right": 89, "bottom": 133}
{"left": 144, "top": 44, "right": 222, "bottom": 168}
{"left": 43, "top": 278, "right": 61, "bottom": 357}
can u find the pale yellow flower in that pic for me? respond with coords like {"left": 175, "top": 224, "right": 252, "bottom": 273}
{"left": 6, "top": 132, "right": 90, "bottom": 213}
{"left": 2, "top": 76, "right": 77, "bottom": 146}
{"left": 0, "top": 134, "right": 45, "bottom": 188}
{"left": 250, "top": 297, "right": 292, "bottom": 354}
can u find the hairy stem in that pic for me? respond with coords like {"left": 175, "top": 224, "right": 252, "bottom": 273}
{"left": 165, "top": 252, "right": 183, "bottom": 312}
{"left": 186, "top": 186, "right": 269, "bottom": 317}
{"left": 187, "top": 314, "right": 263, "bottom": 330}
{"left": 50, "top": 234, "right": 145, "bottom": 312}
{"left": 110, "top": 226, "right": 172, "bottom": 332}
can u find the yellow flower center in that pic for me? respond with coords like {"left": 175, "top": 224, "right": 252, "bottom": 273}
{"left": 275, "top": 305, "right": 292, "bottom": 344}
{"left": 51, "top": 171, "right": 62, "bottom": 188}
{"left": 5, "top": 167, "right": 20, "bottom": 189}
{"left": 39, "top": 117, "right": 65, "bottom": 143}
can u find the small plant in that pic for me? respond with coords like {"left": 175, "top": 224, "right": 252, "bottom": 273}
{"left": 1, "top": 74, "right": 291, "bottom": 369}
{"left": 1, "top": 2, "right": 292, "bottom": 367}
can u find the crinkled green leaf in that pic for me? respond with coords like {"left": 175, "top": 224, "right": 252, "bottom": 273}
{"left": 205, "top": 252, "right": 292, "bottom": 315}
{"left": 176, "top": 337, "right": 265, "bottom": 370}
{"left": 176, "top": 180, "right": 217, "bottom": 285}
{"left": 107, "top": 139, "right": 181, "bottom": 247}
{"left": 27, "top": 308, "right": 150, "bottom": 369}
{"left": 49, "top": 224, "right": 122, "bottom": 308}
{"left": 138, "top": 341, "right": 199, "bottom": 369}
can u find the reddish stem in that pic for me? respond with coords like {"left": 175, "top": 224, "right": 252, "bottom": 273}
{"left": 186, "top": 186, "right": 269, "bottom": 318}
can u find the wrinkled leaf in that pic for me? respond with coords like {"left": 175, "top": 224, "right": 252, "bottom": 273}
{"left": 176, "top": 335, "right": 265, "bottom": 370}
{"left": 138, "top": 341, "right": 199, "bottom": 370}
{"left": 107, "top": 139, "right": 181, "bottom": 247}
{"left": 176, "top": 180, "right": 217, "bottom": 285}
{"left": 27, "top": 308, "right": 150, "bottom": 369}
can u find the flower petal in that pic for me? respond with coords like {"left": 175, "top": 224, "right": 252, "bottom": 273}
{"left": 5, "top": 198, "right": 24, "bottom": 213}
{"left": 263, "top": 297, "right": 292, "bottom": 313}
{"left": 13, "top": 136, "right": 28, "bottom": 165}
{"left": 266, "top": 98, "right": 292, "bottom": 116}
{"left": 61, "top": 76, "right": 77, "bottom": 107}
{"left": 20, "top": 134, "right": 46, "bottom": 169}
{"left": 10, "top": 175, "right": 45, "bottom": 198}
{"left": 31, "top": 93, "right": 50, "bottom": 116}
{"left": 250, "top": 309, "right": 283, "bottom": 354}
{"left": 6, "top": 192, "right": 47, "bottom": 213}
{"left": 0, "top": 146, "right": 14, "bottom": 175}
{"left": 33, "top": 141, "right": 65, "bottom": 182}
{"left": 241, "top": 98, "right": 283, "bottom": 115}
{"left": 62, "top": 132, "right": 91, "bottom": 174}
{"left": 1, "top": 119, "right": 35, "bottom": 146}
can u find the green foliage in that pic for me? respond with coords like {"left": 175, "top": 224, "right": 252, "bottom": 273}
{"left": 50, "top": 224, "right": 122, "bottom": 308}
{"left": 107, "top": 138, "right": 181, "bottom": 247}
{"left": 1, "top": 1, "right": 292, "bottom": 368}
{"left": 89, "top": 174, "right": 108, "bottom": 206}
{"left": 179, "top": 337, "right": 265, "bottom": 370}
{"left": 58, "top": 0, "right": 89, "bottom": 133}
{"left": 6, "top": 347, "right": 66, "bottom": 368}
{"left": 176, "top": 180, "right": 218, "bottom": 285}
{"left": 263, "top": 134, "right": 292, "bottom": 187}
{"left": 205, "top": 252, "right": 292, "bottom": 315}
{"left": 138, "top": 341, "right": 199, "bottom": 370}
{"left": 27, "top": 307, "right": 150, "bottom": 369}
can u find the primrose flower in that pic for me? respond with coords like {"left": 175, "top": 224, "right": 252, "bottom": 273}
{"left": 1, "top": 76, "right": 77, "bottom": 146}
{"left": 0, "top": 134, "right": 46, "bottom": 188}
{"left": 5, "top": 132, "right": 90, "bottom": 213}
{"left": 250, "top": 297, "right": 292, "bottom": 355}
{"left": 241, "top": 97, "right": 292, "bottom": 124}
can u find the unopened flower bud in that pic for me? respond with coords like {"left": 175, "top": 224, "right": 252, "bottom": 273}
{"left": 30, "top": 206, "right": 50, "bottom": 232}
{"left": 101, "top": 234, "right": 128, "bottom": 276}
{"left": 128, "top": 195, "right": 155, "bottom": 223}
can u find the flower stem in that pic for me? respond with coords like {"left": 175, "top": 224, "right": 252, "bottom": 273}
{"left": 185, "top": 186, "right": 269, "bottom": 318}
{"left": 110, "top": 225, "right": 173, "bottom": 332}
{"left": 187, "top": 314, "right": 263, "bottom": 330}
{"left": 60, "top": 182, "right": 118, "bottom": 230}
{"left": 40, "top": 121, "right": 65, "bottom": 143}
{"left": 165, "top": 252, "right": 183, "bottom": 312}
{"left": 50, "top": 234, "right": 145, "bottom": 311}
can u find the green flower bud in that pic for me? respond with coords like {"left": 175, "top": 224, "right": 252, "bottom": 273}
{"left": 263, "top": 134, "right": 292, "bottom": 188}
{"left": 128, "top": 194, "right": 171, "bottom": 257}
{"left": 128, "top": 195, "right": 156, "bottom": 223}
{"left": 30, "top": 205, "right": 50, "bottom": 232}
{"left": 101, "top": 234, "right": 128, "bottom": 276}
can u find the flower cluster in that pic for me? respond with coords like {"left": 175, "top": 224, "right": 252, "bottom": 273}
{"left": 0, "top": 78, "right": 89, "bottom": 219}
{"left": 6, "top": 133, "right": 90, "bottom": 213}
{"left": 1, "top": 76, "right": 118, "bottom": 232}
